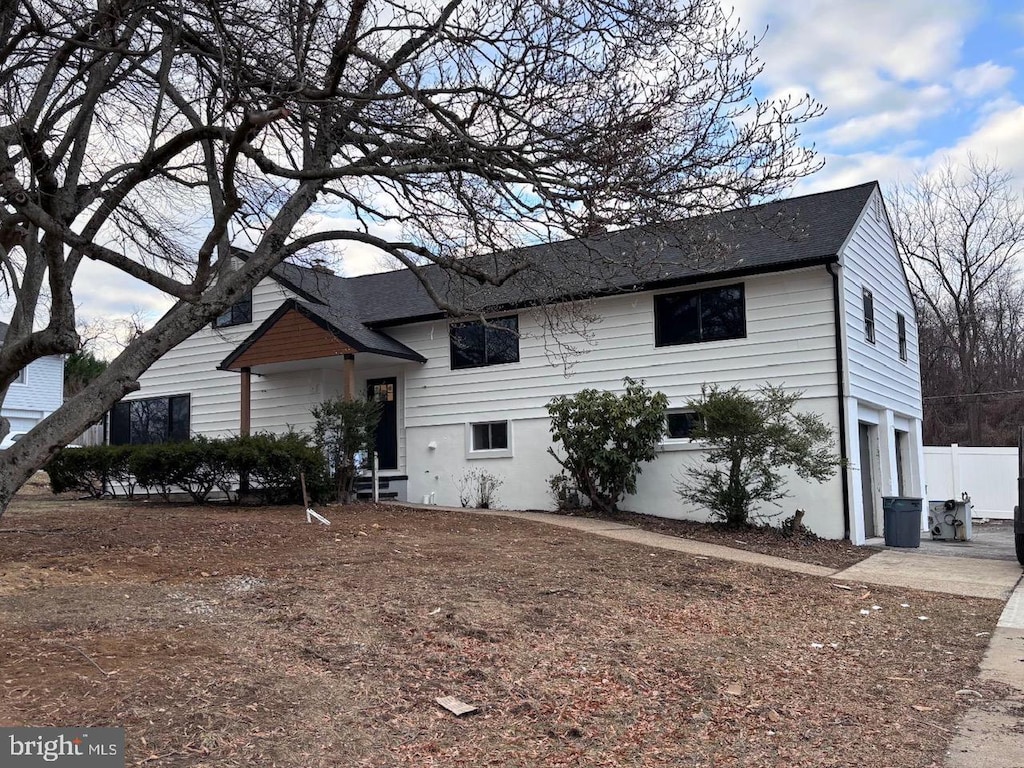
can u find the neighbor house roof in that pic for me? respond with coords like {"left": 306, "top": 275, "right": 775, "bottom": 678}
{"left": 229, "top": 181, "right": 876, "bottom": 363}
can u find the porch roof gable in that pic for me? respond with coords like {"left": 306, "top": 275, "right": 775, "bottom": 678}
{"left": 219, "top": 299, "right": 427, "bottom": 372}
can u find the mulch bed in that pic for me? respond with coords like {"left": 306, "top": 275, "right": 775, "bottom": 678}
{"left": 571, "top": 510, "right": 877, "bottom": 570}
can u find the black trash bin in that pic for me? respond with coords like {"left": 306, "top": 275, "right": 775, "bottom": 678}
{"left": 882, "top": 497, "right": 922, "bottom": 548}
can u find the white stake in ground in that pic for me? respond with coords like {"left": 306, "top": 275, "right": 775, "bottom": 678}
{"left": 300, "top": 471, "right": 330, "bottom": 525}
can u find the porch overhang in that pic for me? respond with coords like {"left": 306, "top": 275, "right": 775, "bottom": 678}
{"left": 218, "top": 299, "right": 426, "bottom": 373}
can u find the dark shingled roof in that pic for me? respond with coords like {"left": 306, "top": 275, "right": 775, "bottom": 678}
{"left": 239, "top": 181, "right": 875, "bottom": 360}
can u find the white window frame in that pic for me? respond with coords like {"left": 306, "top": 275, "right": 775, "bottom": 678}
{"left": 465, "top": 420, "right": 513, "bottom": 459}
{"left": 13, "top": 368, "right": 26, "bottom": 385}
{"left": 863, "top": 288, "right": 876, "bottom": 344}
{"left": 660, "top": 408, "right": 704, "bottom": 452}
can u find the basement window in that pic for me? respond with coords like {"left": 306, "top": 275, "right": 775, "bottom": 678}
{"left": 466, "top": 420, "right": 513, "bottom": 458}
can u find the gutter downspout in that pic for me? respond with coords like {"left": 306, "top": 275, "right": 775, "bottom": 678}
{"left": 827, "top": 262, "right": 852, "bottom": 540}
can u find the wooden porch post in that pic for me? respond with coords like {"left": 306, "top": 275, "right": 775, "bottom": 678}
{"left": 343, "top": 354, "right": 356, "bottom": 402}
{"left": 240, "top": 367, "right": 251, "bottom": 436}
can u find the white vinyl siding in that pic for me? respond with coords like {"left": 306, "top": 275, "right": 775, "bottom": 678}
{"left": 387, "top": 268, "right": 839, "bottom": 428}
{"left": 2, "top": 354, "right": 64, "bottom": 430}
{"left": 840, "top": 189, "right": 922, "bottom": 418}
{"left": 128, "top": 277, "right": 303, "bottom": 436}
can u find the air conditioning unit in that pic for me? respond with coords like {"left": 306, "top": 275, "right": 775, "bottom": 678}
{"left": 928, "top": 497, "right": 973, "bottom": 541}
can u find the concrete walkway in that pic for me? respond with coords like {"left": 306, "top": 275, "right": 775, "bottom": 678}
{"left": 401, "top": 503, "right": 1024, "bottom": 767}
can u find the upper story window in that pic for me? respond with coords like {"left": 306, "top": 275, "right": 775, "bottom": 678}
{"left": 450, "top": 315, "right": 519, "bottom": 369}
{"left": 110, "top": 395, "right": 190, "bottom": 445}
{"left": 862, "top": 289, "right": 875, "bottom": 344}
{"left": 654, "top": 284, "right": 745, "bottom": 346}
{"left": 213, "top": 292, "right": 253, "bottom": 329}
{"left": 897, "top": 313, "right": 907, "bottom": 361}
{"left": 13, "top": 368, "right": 25, "bottom": 384}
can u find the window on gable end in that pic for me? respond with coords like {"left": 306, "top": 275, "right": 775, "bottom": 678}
{"left": 863, "top": 289, "right": 875, "bottom": 344}
{"left": 897, "top": 313, "right": 907, "bottom": 361}
{"left": 213, "top": 292, "right": 253, "bottom": 329}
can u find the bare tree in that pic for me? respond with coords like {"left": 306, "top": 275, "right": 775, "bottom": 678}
{"left": 0, "top": 0, "right": 823, "bottom": 516}
{"left": 890, "top": 158, "right": 1024, "bottom": 445}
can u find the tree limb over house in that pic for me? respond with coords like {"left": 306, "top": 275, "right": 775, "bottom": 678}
{"left": 0, "top": 0, "right": 822, "bottom": 515}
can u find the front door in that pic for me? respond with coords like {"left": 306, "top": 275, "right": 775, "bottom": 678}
{"left": 858, "top": 423, "right": 876, "bottom": 538}
{"left": 367, "top": 377, "right": 398, "bottom": 470}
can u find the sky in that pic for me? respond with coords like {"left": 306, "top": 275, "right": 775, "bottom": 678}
{"left": 57, "top": 0, "right": 1024, "bottom": 338}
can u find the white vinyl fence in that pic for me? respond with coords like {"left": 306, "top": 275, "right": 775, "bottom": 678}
{"left": 924, "top": 444, "right": 1017, "bottom": 519}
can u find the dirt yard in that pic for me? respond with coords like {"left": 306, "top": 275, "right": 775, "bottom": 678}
{"left": 0, "top": 488, "right": 1006, "bottom": 767}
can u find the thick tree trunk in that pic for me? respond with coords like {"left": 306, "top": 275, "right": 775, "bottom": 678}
{"left": 0, "top": 219, "right": 321, "bottom": 521}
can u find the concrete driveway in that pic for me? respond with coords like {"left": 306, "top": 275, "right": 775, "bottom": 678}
{"left": 865, "top": 519, "right": 1019, "bottom": 561}
{"left": 848, "top": 520, "right": 1022, "bottom": 600}
{"left": 910, "top": 519, "right": 1019, "bottom": 562}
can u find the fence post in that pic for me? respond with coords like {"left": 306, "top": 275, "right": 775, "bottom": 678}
{"left": 372, "top": 451, "right": 379, "bottom": 504}
{"left": 950, "top": 443, "right": 961, "bottom": 498}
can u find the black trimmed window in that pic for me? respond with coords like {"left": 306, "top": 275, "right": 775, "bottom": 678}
{"left": 471, "top": 421, "right": 509, "bottom": 451}
{"left": 863, "top": 289, "right": 875, "bottom": 344}
{"left": 110, "top": 395, "right": 190, "bottom": 445}
{"left": 450, "top": 315, "right": 519, "bottom": 369}
{"left": 213, "top": 292, "right": 253, "bottom": 328}
{"left": 666, "top": 411, "right": 701, "bottom": 440}
{"left": 897, "top": 313, "right": 907, "bottom": 361}
{"left": 654, "top": 284, "right": 745, "bottom": 346}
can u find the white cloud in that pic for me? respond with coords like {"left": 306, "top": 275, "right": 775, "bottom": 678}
{"left": 951, "top": 62, "right": 1015, "bottom": 97}
{"left": 936, "top": 103, "right": 1024, "bottom": 180}
{"left": 824, "top": 85, "right": 951, "bottom": 146}
{"left": 729, "top": 0, "right": 986, "bottom": 152}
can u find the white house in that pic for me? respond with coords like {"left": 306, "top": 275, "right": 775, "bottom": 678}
{"left": 116, "top": 182, "right": 924, "bottom": 543}
{"left": 0, "top": 322, "right": 65, "bottom": 434}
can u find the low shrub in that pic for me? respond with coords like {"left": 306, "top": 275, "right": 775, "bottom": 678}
{"left": 49, "top": 433, "right": 330, "bottom": 505}
{"left": 228, "top": 432, "right": 330, "bottom": 504}
{"left": 47, "top": 445, "right": 130, "bottom": 497}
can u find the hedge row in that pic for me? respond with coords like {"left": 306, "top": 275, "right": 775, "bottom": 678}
{"left": 47, "top": 433, "right": 330, "bottom": 504}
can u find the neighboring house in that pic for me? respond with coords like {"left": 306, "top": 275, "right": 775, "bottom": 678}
{"left": 0, "top": 322, "right": 65, "bottom": 434}
{"left": 117, "top": 182, "right": 924, "bottom": 544}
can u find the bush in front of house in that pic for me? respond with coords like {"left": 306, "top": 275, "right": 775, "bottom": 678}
{"left": 46, "top": 433, "right": 329, "bottom": 505}
{"left": 129, "top": 436, "right": 232, "bottom": 504}
{"left": 676, "top": 383, "right": 841, "bottom": 528}
{"left": 311, "top": 397, "right": 382, "bottom": 504}
{"left": 546, "top": 377, "right": 669, "bottom": 515}
{"left": 228, "top": 431, "right": 331, "bottom": 504}
{"left": 47, "top": 444, "right": 132, "bottom": 498}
